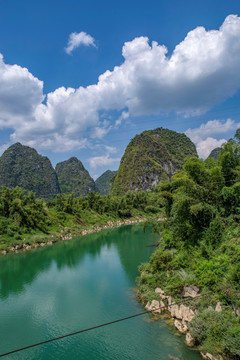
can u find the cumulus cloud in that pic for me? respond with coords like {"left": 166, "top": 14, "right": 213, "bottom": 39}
{"left": 0, "top": 53, "right": 44, "bottom": 126}
{"left": 2, "top": 15, "right": 240, "bottom": 152}
{"left": 196, "top": 137, "right": 226, "bottom": 158}
{"left": 185, "top": 118, "right": 239, "bottom": 158}
{"left": 65, "top": 31, "right": 96, "bottom": 55}
{"left": 88, "top": 154, "right": 121, "bottom": 169}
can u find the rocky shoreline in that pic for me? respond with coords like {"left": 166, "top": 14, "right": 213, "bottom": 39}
{"left": 143, "top": 285, "right": 225, "bottom": 360}
{"left": 0, "top": 218, "right": 147, "bottom": 255}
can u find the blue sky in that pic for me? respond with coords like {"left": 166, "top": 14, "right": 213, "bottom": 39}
{"left": 1, "top": 0, "right": 240, "bottom": 178}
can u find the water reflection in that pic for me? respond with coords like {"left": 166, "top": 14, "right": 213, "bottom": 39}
{"left": 0, "top": 225, "right": 157, "bottom": 299}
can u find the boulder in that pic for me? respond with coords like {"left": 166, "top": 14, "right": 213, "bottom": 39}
{"left": 180, "top": 304, "right": 195, "bottom": 322}
{"left": 170, "top": 304, "right": 182, "bottom": 319}
{"left": 174, "top": 319, "right": 188, "bottom": 334}
{"left": 185, "top": 332, "right": 195, "bottom": 346}
{"left": 200, "top": 352, "right": 223, "bottom": 360}
{"left": 170, "top": 304, "right": 194, "bottom": 322}
{"left": 145, "top": 300, "right": 162, "bottom": 314}
{"left": 215, "top": 302, "right": 222, "bottom": 312}
{"left": 183, "top": 284, "right": 200, "bottom": 298}
{"left": 155, "top": 287, "right": 165, "bottom": 295}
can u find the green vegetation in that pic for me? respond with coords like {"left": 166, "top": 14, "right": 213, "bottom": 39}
{"left": 0, "top": 143, "right": 60, "bottom": 198}
{"left": 0, "top": 187, "right": 162, "bottom": 252}
{"left": 208, "top": 147, "right": 221, "bottom": 160}
{"left": 95, "top": 170, "right": 117, "bottom": 195}
{"left": 111, "top": 127, "right": 197, "bottom": 195}
{"left": 137, "top": 132, "right": 240, "bottom": 359}
{"left": 55, "top": 157, "right": 96, "bottom": 196}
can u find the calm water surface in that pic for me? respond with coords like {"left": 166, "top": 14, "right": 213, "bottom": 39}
{"left": 0, "top": 225, "right": 202, "bottom": 359}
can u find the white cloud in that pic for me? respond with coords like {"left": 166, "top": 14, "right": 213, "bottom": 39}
{"left": 88, "top": 154, "right": 121, "bottom": 169}
{"left": 185, "top": 118, "right": 238, "bottom": 158}
{"left": 65, "top": 31, "right": 96, "bottom": 55}
{"left": 196, "top": 137, "right": 226, "bottom": 158}
{"left": 105, "top": 145, "right": 117, "bottom": 153}
{"left": 115, "top": 111, "right": 129, "bottom": 128}
{"left": 2, "top": 15, "right": 240, "bottom": 152}
{"left": 0, "top": 53, "right": 44, "bottom": 127}
{"left": 185, "top": 118, "right": 239, "bottom": 143}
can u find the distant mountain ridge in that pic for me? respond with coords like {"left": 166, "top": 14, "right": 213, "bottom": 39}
{"left": 111, "top": 127, "right": 197, "bottom": 194}
{"left": 208, "top": 147, "right": 221, "bottom": 160}
{"left": 55, "top": 157, "right": 96, "bottom": 196}
{"left": 0, "top": 129, "right": 197, "bottom": 198}
{"left": 0, "top": 143, "right": 60, "bottom": 198}
{"left": 95, "top": 170, "right": 117, "bottom": 195}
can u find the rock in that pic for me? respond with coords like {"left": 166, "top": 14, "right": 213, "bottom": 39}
{"left": 170, "top": 304, "right": 181, "bottom": 319}
{"left": 1, "top": 250, "right": 7, "bottom": 255}
{"left": 215, "top": 302, "right": 222, "bottom": 312}
{"left": 155, "top": 287, "right": 168, "bottom": 299}
{"left": 183, "top": 284, "right": 200, "bottom": 298}
{"left": 180, "top": 304, "right": 195, "bottom": 322}
{"left": 155, "top": 287, "right": 165, "bottom": 295}
{"left": 174, "top": 319, "right": 188, "bottom": 334}
{"left": 169, "top": 304, "right": 195, "bottom": 322}
{"left": 185, "top": 332, "right": 195, "bottom": 346}
{"left": 200, "top": 352, "right": 223, "bottom": 360}
{"left": 145, "top": 300, "right": 162, "bottom": 314}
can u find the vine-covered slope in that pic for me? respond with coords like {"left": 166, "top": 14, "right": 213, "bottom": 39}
{"left": 55, "top": 157, "right": 96, "bottom": 197}
{"left": 111, "top": 127, "right": 197, "bottom": 194}
{"left": 0, "top": 143, "right": 60, "bottom": 198}
{"left": 95, "top": 170, "right": 117, "bottom": 195}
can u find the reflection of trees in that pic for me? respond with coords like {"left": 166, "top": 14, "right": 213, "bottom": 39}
{"left": 114, "top": 225, "right": 159, "bottom": 283}
{"left": 0, "top": 224, "right": 158, "bottom": 299}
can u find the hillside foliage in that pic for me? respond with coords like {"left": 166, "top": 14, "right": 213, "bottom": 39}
{"left": 0, "top": 143, "right": 60, "bottom": 198}
{"left": 137, "top": 132, "right": 240, "bottom": 359}
{"left": 95, "top": 170, "right": 117, "bottom": 195}
{"left": 111, "top": 127, "right": 197, "bottom": 195}
{"left": 0, "top": 187, "right": 162, "bottom": 251}
{"left": 55, "top": 157, "right": 96, "bottom": 197}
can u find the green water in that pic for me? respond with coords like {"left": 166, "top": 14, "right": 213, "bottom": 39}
{"left": 0, "top": 225, "right": 202, "bottom": 359}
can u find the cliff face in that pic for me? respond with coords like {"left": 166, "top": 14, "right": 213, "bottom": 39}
{"left": 111, "top": 128, "right": 197, "bottom": 194}
{"left": 0, "top": 143, "right": 60, "bottom": 198}
{"left": 95, "top": 170, "right": 117, "bottom": 195}
{"left": 55, "top": 157, "right": 96, "bottom": 197}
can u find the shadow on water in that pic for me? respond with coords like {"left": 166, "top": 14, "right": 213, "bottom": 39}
{"left": 0, "top": 224, "right": 158, "bottom": 299}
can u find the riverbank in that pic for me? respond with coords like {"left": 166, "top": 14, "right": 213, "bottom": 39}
{"left": 0, "top": 216, "right": 158, "bottom": 255}
{"left": 137, "top": 223, "right": 240, "bottom": 360}
{"left": 138, "top": 285, "right": 224, "bottom": 360}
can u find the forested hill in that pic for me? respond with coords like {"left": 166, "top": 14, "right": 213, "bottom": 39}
{"left": 55, "top": 157, "right": 96, "bottom": 197}
{"left": 0, "top": 143, "right": 60, "bottom": 198}
{"left": 95, "top": 170, "right": 117, "bottom": 195}
{"left": 111, "top": 127, "right": 197, "bottom": 195}
{"left": 208, "top": 147, "right": 221, "bottom": 160}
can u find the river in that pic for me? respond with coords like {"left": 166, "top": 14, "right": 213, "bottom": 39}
{"left": 0, "top": 224, "right": 202, "bottom": 359}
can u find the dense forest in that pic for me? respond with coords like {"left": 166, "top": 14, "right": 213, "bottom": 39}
{"left": 0, "top": 187, "right": 161, "bottom": 252}
{"left": 138, "top": 131, "right": 240, "bottom": 359}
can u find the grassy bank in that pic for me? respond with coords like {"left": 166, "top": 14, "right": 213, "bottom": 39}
{"left": 0, "top": 187, "right": 163, "bottom": 253}
{"left": 137, "top": 136, "right": 240, "bottom": 359}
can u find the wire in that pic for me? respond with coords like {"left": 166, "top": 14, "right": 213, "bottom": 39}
{"left": 0, "top": 292, "right": 211, "bottom": 358}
